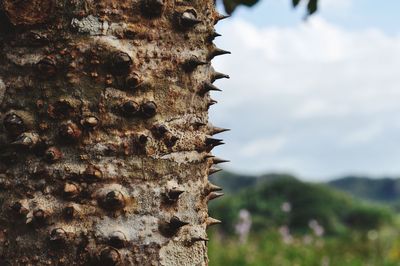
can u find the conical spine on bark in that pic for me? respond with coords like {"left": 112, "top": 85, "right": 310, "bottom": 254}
{"left": 209, "top": 125, "right": 231, "bottom": 135}
{"left": 208, "top": 30, "right": 222, "bottom": 42}
{"left": 211, "top": 71, "right": 230, "bottom": 82}
{"left": 206, "top": 217, "right": 222, "bottom": 227}
{"left": 183, "top": 56, "right": 208, "bottom": 72}
{"left": 208, "top": 48, "right": 231, "bottom": 60}
{"left": 209, "top": 166, "right": 223, "bottom": 175}
{"left": 214, "top": 13, "right": 230, "bottom": 24}
{"left": 198, "top": 81, "right": 222, "bottom": 95}
{"left": 207, "top": 192, "right": 224, "bottom": 201}
{"left": 212, "top": 157, "right": 230, "bottom": 165}
{"left": 205, "top": 182, "right": 223, "bottom": 193}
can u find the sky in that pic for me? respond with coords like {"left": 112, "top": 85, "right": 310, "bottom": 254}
{"left": 211, "top": 0, "right": 400, "bottom": 181}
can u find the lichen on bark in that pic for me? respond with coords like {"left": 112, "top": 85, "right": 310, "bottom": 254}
{"left": 0, "top": 0, "right": 228, "bottom": 265}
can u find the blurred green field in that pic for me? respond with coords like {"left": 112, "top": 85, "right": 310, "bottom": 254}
{"left": 208, "top": 173, "right": 400, "bottom": 266}
{"left": 208, "top": 225, "right": 400, "bottom": 266}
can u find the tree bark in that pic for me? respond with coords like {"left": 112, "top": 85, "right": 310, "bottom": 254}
{"left": 0, "top": 0, "right": 228, "bottom": 265}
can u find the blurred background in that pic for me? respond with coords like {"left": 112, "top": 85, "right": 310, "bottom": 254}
{"left": 208, "top": 0, "right": 400, "bottom": 265}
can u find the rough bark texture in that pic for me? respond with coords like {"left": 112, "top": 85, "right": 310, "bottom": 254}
{"left": 0, "top": 0, "right": 228, "bottom": 265}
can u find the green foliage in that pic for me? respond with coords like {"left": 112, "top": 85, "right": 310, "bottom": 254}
{"left": 343, "top": 205, "right": 392, "bottom": 231}
{"left": 221, "top": 0, "right": 319, "bottom": 16}
{"left": 208, "top": 172, "right": 398, "bottom": 265}
{"left": 210, "top": 174, "right": 393, "bottom": 235}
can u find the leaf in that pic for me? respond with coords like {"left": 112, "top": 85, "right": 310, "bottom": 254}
{"left": 307, "top": 0, "right": 318, "bottom": 15}
{"left": 223, "top": 0, "right": 260, "bottom": 15}
{"left": 221, "top": 0, "right": 319, "bottom": 16}
{"left": 292, "top": 0, "right": 302, "bottom": 8}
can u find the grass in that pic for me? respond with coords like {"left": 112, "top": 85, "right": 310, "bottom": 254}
{"left": 208, "top": 224, "right": 400, "bottom": 266}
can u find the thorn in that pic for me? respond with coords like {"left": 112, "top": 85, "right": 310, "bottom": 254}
{"left": 207, "top": 99, "right": 218, "bottom": 109}
{"left": 193, "top": 121, "right": 207, "bottom": 128}
{"left": 32, "top": 209, "right": 48, "bottom": 225}
{"left": 63, "top": 182, "right": 80, "bottom": 199}
{"left": 208, "top": 192, "right": 224, "bottom": 201}
{"left": 208, "top": 48, "right": 231, "bottom": 60}
{"left": 58, "top": 121, "right": 82, "bottom": 143}
{"left": 203, "top": 153, "right": 215, "bottom": 160}
{"left": 159, "top": 216, "right": 189, "bottom": 237}
{"left": 212, "top": 157, "right": 230, "bottom": 164}
{"left": 207, "top": 142, "right": 225, "bottom": 152}
{"left": 37, "top": 57, "right": 57, "bottom": 76}
{"left": 99, "top": 247, "right": 121, "bottom": 265}
{"left": 121, "top": 100, "right": 140, "bottom": 117}
{"left": 209, "top": 126, "right": 230, "bottom": 135}
{"left": 205, "top": 136, "right": 223, "bottom": 146}
{"left": 152, "top": 123, "right": 169, "bottom": 138}
{"left": 206, "top": 142, "right": 225, "bottom": 152}
{"left": 109, "top": 231, "right": 127, "bottom": 248}
{"left": 11, "top": 132, "right": 40, "bottom": 149}
{"left": 164, "top": 133, "right": 179, "bottom": 147}
{"left": 10, "top": 200, "right": 29, "bottom": 216}
{"left": 3, "top": 113, "right": 25, "bottom": 137}
{"left": 45, "top": 147, "right": 63, "bottom": 163}
{"left": 204, "top": 82, "right": 222, "bottom": 92}
{"left": 49, "top": 228, "right": 68, "bottom": 246}
{"left": 205, "top": 136, "right": 225, "bottom": 150}
{"left": 191, "top": 236, "right": 209, "bottom": 242}
{"left": 215, "top": 13, "right": 230, "bottom": 24}
{"left": 206, "top": 182, "right": 223, "bottom": 192}
{"left": 141, "top": 0, "right": 165, "bottom": 18}
{"left": 209, "top": 167, "right": 222, "bottom": 175}
{"left": 211, "top": 71, "right": 230, "bottom": 82}
{"left": 140, "top": 101, "right": 157, "bottom": 118}
{"left": 183, "top": 56, "right": 207, "bottom": 72}
{"left": 208, "top": 30, "right": 222, "bottom": 42}
{"left": 110, "top": 51, "right": 132, "bottom": 76}
{"left": 81, "top": 116, "right": 99, "bottom": 129}
{"left": 165, "top": 189, "right": 185, "bottom": 202}
{"left": 206, "top": 217, "right": 222, "bottom": 227}
{"left": 125, "top": 72, "right": 142, "bottom": 91}
{"left": 177, "top": 10, "right": 202, "bottom": 29}
{"left": 198, "top": 82, "right": 221, "bottom": 95}
{"left": 83, "top": 164, "right": 103, "bottom": 181}
{"left": 63, "top": 205, "right": 76, "bottom": 219}
{"left": 137, "top": 134, "right": 149, "bottom": 145}
{"left": 170, "top": 216, "right": 189, "bottom": 228}
{"left": 101, "top": 190, "right": 126, "bottom": 211}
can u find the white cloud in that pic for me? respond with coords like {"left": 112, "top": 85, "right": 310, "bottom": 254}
{"left": 210, "top": 16, "right": 400, "bottom": 180}
{"left": 341, "top": 123, "right": 383, "bottom": 146}
{"left": 242, "top": 136, "right": 287, "bottom": 157}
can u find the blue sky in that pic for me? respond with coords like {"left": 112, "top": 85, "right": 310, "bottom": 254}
{"left": 211, "top": 0, "right": 400, "bottom": 180}
{"left": 228, "top": 0, "right": 400, "bottom": 34}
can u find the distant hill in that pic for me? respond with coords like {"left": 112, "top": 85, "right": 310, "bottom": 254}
{"left": 209, "top": 171, "right": 296, "bottom": 193}
{"left": 209, "top": 171, "right": 257, "bottom": 193}
{"left": 328, "top": 176, "right": 400, "bottom": 203}
{"left": 211, "top": 171, "right": 400, "bottom": 205}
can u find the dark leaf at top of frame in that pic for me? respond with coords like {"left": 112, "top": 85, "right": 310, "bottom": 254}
{"left": 292, "top": 0, "right": 301, "bottom": 8}
{"left": 307, "top": 0, "right": 318, "bottom": 15}
{"left": 222, "top": 0, "right": 318, "bottom": 16}
{"left": 222, "top": 0, "right": 259, "bottom": 15}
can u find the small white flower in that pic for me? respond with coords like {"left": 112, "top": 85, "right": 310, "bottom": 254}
{"left": 281, "top": 202, "right": 291, "bottom": 213}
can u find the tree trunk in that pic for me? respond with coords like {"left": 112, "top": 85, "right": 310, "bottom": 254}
{"left": 0, "top": 0, "right": 228, "bottom": 265}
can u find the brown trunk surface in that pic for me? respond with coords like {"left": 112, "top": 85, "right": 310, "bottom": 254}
{"left": 0, "top": 0, "right": 228, "bottom": 265}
